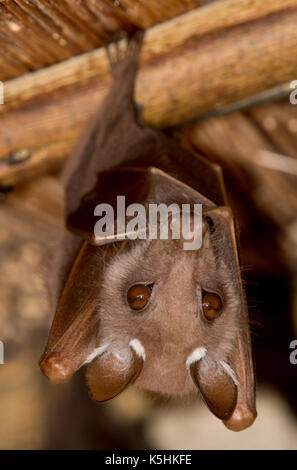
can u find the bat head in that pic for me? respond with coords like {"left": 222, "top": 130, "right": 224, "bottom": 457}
{"left": 40, "top": 167, "right": 256, "bottom": 431}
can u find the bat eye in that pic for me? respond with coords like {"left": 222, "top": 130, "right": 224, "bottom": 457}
{"left": 205, "top": 215, "right": 215, "bottom": 234}
{"left": 127, "top": 284, "right": 152, "bottom": 311}
{"left": 202, "top": 291, "right": 222, "bottom": 321}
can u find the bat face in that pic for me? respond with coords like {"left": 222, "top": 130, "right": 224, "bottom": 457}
{"left": 94, "top": 220, "right": 240, "bottom": 399}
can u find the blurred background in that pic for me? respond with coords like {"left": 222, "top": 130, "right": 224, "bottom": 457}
{"left": 0, "top": 0, "right": 297, "bottom": 450}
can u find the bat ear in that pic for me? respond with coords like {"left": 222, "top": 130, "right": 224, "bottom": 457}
{"left": 66, "top": 166, "right": 215, "bottom": 245}
{"left": 86, "top": 343, "right": 144, "bottom": 402}
{"left": 190, "top": 354, "right": 237, "bottom": 420}
{"left": 203, "top": 206, "right": 257, "bottom": 431}
{"left": 39, "top": 242, "right": 116, "bottom": 383}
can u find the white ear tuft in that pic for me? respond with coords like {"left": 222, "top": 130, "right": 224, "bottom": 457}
{"left": 129, "top": 338, "right": 146, "bottom": 360}
{"left": 220, "top": 360, "right": 239, "bottom": 386}
{"left": 83, "top": 344, "right": 109, "bottom": 365}
{"left": 186, "top": 346, "right": 207, "bottom": 369}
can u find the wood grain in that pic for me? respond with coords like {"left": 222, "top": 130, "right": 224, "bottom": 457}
{"left": 0, "top": 0, "right": 208, "bottom": 81}
{"left": 1, "top": 0, "right": 297, "bottom": 182}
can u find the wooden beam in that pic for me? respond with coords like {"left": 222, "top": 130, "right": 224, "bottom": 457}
{"left": 1, "top": 0, "right": 297, "bottom": 184}
{"left": 0, "top": 140, "right": 73, "bottom": 186}
{"left": 0, "top": 0, "right": 208, "bottom": 81}
{"left": 3, "top": 0, "right": 297, "bottom": 112}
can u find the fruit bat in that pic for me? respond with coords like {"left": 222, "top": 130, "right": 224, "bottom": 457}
{"left": 39, "top": 32, "right": 256, "bottom": 432}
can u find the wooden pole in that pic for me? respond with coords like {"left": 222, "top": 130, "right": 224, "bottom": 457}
{"left": 1, "top": 0, "right": 297, "bottom": 184}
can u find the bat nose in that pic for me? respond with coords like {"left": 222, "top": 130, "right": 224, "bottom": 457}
{"left": 39, "top": 353, "right": 73, "bottom": 384}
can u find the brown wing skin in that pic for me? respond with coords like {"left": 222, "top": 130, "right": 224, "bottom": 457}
{"left": 61, "top": 30, "right": 226, "bottom": 220}
{"left": 61, "top": 31, "right": 159, "bottom": 217}
{"left": 145, "top": 133, "right": 228, "bottom": 206}
{"left": 40, "top": 241, "right": 125, "bottom": 383}
{"left": 66, "top": 166, "right": 216, "bottom": 245}
{"left": 203, "top": 206, "right": 257, "bottom": 431}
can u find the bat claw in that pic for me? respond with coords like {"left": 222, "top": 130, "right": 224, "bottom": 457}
{"left": 105, "top": 31, "right": 144, "bottom": 79}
